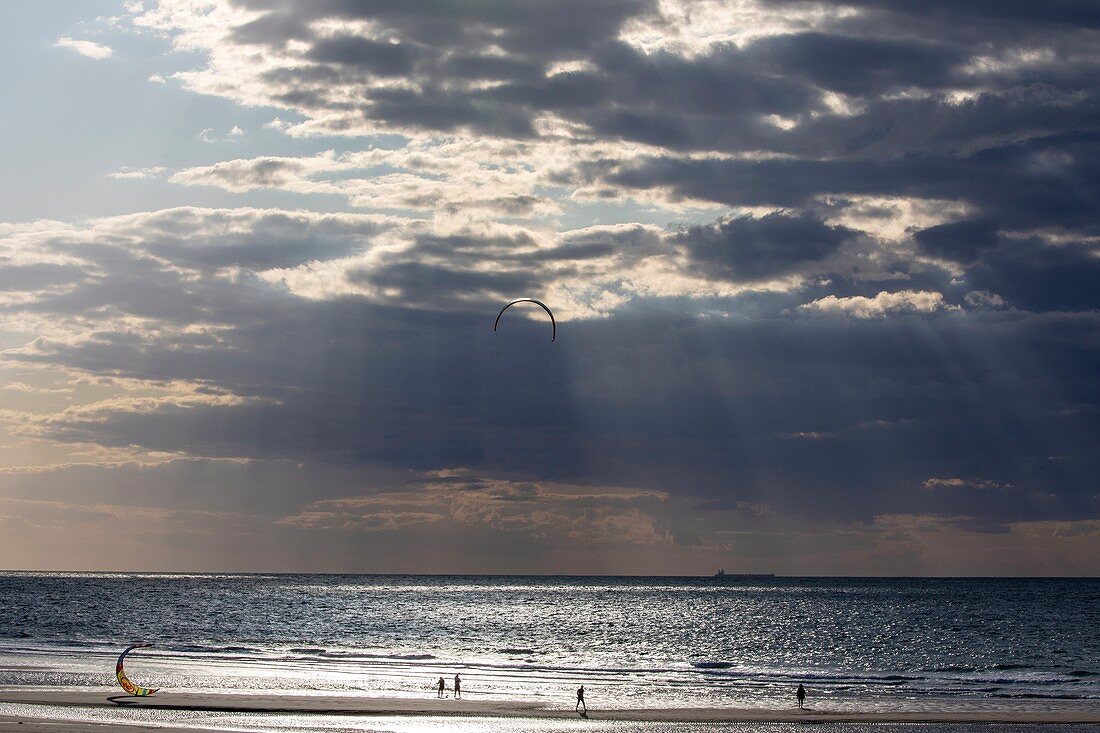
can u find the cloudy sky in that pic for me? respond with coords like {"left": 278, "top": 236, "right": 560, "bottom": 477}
{"left": 1, "top": 0, "right": 1098, "bottom": 575}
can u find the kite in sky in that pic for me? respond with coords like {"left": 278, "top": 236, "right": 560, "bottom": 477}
{"left": 494, "top": 298, "right": 556, "bottom": 341}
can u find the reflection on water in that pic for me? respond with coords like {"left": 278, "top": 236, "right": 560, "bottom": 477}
{"left": 1, "top": 574, "right": 1099, "bottom": 710}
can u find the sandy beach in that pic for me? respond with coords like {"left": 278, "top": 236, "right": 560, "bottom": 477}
{"left": 4, "top": 689, "right": 1100, "bottom": 731}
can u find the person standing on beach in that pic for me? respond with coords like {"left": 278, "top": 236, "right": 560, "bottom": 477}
{"left": 796, "top": 683, "right": 806, "bottom": 709}
{"left": 576, "top": 685, "right": 586, "bottom": 715}
{"left": 437, "top": 677, "right": 445, "bottom": 698}
{"left": 454, "top": 674, "right": 462, "bottom": 699}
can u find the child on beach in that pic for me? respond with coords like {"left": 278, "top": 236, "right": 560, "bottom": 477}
{"left": 437, "top": 677, "right": 445, "bottom": 698}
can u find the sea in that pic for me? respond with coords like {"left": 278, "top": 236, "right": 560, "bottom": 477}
{"left": 1, "top": 574, "right": 1099, "bottom": 731}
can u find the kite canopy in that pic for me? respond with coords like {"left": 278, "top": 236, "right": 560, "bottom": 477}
{"left": 116, "top": 643, "right": 158, "bottom": 696}
{"left": 493, "top": 298, "right": 556, "bottom": 341}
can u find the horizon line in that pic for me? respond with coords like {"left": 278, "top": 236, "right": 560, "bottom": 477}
{"left": 2, "top": 569, "right": 1098, "bottom": 580}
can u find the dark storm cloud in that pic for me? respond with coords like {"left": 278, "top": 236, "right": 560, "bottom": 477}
{"left": 968, "top": 237, "right": 1100, "bottom": 312}
{"left": 138, "top": 212, "right": 393, "bottom": 271}
{"left": 821, "top": 0, "right": 1100, "bottom": 30}
{"left": 176, "top": 0, "right": 1098, "bottom": 173}
{"left": 17, "top": 274, "right": 1100, "bottom": 527}
{"left": 261, "top": 65, "right": 343, "bottom": 86}
{"left": 347, "top": 260, "right": 539, "bottom": 299}
{"left": 597, "top": 130, "right": 1100, "bottom": 230}
{"left": 327, "top": 36, "right": 824, "bottom": 141}
{"left": 306, "top": 36, "right": 418, "bottom": 76}
{"left": 1, "top": 207, "right": 1096, "bottom": 544}
{"left": 586, "top": 42, "right": 815, "bottom": 118}
{"left": 745, "top": 32, "right": 965, "bottom": 96}
{"left": 444, "top": 54, "right": 544, "bottom": 83}
{"left": 914, "top": 219, "right": 1000, "bottom": 263}
{"left": 220, "top": 11, "right": 750, "bottom": 140}
{"left": 367, "top": 87, "right": 539, "bottom": 137}
{"left": 336, "top": 228, "right": 665, "bottom": 299}
{"left": 859, "top": 87, "right": 1089, "bottom": 159}
{"left": 231, "top": 10, "right": 312, "bottom": 46}
{"left": 676, "top": 212, "right": 855, "bottom": 282}
{"left": 231, "top": 0, "right": 651, "bottom": 56}
{"left": 0, "top": 262, "right": 86, "bottom": 291}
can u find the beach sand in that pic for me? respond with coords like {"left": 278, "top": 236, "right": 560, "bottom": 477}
{"left": 3, "top": 689, "right": 1100, "bottom": 731}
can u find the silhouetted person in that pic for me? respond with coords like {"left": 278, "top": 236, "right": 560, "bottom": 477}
{"left": 576, "top": 685, "right": 586, "bottom": 715}
{"left": 797, "top": 683, "right": 806, "bottom": 709}
{"left": 454, "top": 673, "right": 461, "bottom": 699}
{"left": 437, "top": 677, "right": 445, "bottom": 698}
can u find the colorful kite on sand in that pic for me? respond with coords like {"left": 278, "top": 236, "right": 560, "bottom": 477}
{"left": 116, "top": 643, "right": 159, "bottom": 696}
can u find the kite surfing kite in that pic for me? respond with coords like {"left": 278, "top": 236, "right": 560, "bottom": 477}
{"left": 493, "top": 298, "right": 556, "bottom": 341}
{"left": 116, "top": 643, "right": 159, "bottom": 696}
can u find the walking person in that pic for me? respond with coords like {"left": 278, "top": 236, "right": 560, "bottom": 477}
{"left": 796, "top": 683, "right": 806, "bottom": 709}
{"left": 437, "top": 677, "right": 445, "bottom": 698}
{"left": 454, "top": 673, "right": 461, "bottom": 699}
{"left": 576, "top": 684, "right": 586, "bottom": 716}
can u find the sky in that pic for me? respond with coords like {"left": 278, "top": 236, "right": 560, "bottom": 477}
{"left": 0, "top": 0, "right": 1098, "bottom": 575}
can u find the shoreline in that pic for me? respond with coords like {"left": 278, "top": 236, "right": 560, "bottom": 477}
{"left": 4, "top": 690, "right": 1100, "bottom": 725}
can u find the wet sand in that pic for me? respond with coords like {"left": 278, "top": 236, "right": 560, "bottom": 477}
{"left": 3, "top": 689, "right": 1100, "bottom": 729}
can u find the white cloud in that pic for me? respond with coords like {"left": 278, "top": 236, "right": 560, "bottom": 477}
{"left": 107, "top": 166, "right": 167, "bottom": 180}
{"left": 263, "top": 118, "right": 293, "bottom": 132}
{"left": 923, "top": 477, "right": 1015, "bottom": 491}
{"left": 1, "top": 381, "right": 72, "bottom": 395}
{"left": 54, "top": 37, "right": 114, "bottom": 60}
{"left": 198, "top": 127, "right": 244, "bottom": 142}
{"left": 799, "top": 290, "right": 958, "bottom": 318}
{"left": 168, "top": 138, "right": 734, "bottom": 222}
{"left": 170, "top": 144, "right": 562, "bottom": 219}
{"left": 148, "top": 73, "right": 167, "bottom": 83}
{"left": 279, "top": 477, "right": 674, "bottom": 545}
{"left": 964, "top": 290, "right": 1007, "bottom": 310}
{"left": 821, "top": 196, "right": 974, "bottom": 244}
{"left": 620, "top": 0, "right": 858, "bottom": 55}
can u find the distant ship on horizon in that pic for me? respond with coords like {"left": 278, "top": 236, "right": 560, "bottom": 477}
{"left": 713, "top": 569, "right": 775, "bottom": 578}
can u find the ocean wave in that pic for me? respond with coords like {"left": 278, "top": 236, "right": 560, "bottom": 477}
{"left": 929, "top": 665, "right": 977, "bottom": 672}
{"left": 164, "top": 644, "right": 262, "bottom": 655}
{"left": 939, "top": 672, "right": 1088, "bottom": 685}
{"left": 792, "top": 672, "right": 924, "bottom": 683}
{"left": 499, "top": 648, "right": 537, "bottom": 655}
{"left": 317, "top": 651, "right": 436, "bottom": 661}
{"left": 58, "top": 639, "right": 109, "bottom": 648}
{"left": 690, "top": 664, "right": 924, "bottom": 683}
{"left": 991, "top": 692, "right": 1100, "bottom": 700}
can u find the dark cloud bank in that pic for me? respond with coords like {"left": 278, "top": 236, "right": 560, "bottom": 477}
{"left": 7, "top": 205, "right": 1099, "bottom": 533}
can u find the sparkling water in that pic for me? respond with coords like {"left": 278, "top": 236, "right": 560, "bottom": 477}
{"left": 1, "top": 574, "right": 1098, "bottom": 711}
